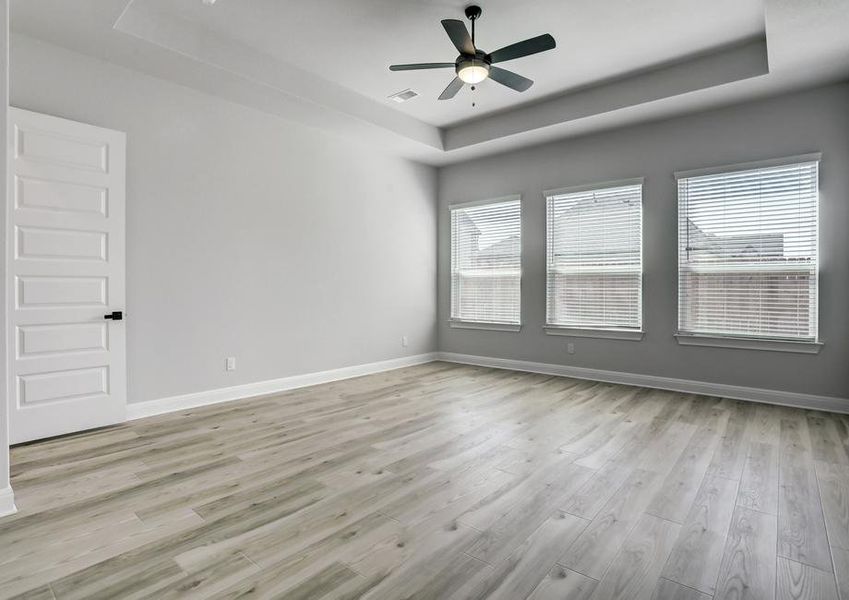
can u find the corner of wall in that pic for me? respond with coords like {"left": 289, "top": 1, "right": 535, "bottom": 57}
{"left": 0, "top": 0, "right": 10, "bottom": 518}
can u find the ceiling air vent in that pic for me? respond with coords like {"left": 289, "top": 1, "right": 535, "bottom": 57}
{"left": 388, "top": 89, "right": 418, "bottom": 103}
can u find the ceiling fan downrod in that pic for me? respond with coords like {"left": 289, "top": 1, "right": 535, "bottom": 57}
{"left": 465, "top": 5, "right": 482, "bottom": 45}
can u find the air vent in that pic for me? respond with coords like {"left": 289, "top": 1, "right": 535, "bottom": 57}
{"left": 388, "top": 89, "right": 418, "bottom": 103}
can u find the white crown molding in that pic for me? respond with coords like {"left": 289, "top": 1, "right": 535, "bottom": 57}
{"left": 438, "top": 352, "right": 849, "bottom": 414}
{"left": 126, "top": 353, "right": 438, "bottom": 421}
{"left": 0, "top": 487, "right": 17, "bottom": 519}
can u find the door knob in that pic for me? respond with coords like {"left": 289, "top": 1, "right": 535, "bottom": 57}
{"left": 104, "top": 311, "right": 123, "bottom": 321}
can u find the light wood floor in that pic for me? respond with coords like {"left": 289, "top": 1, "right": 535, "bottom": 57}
{"left": 2, "top": 362, "right": 848, "bottom": 599}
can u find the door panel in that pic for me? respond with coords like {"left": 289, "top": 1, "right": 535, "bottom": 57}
{"left": 19, "top": 366, "right": 109, "bottom": 407}
{"left": 8, "top": 108, "right": 126, "bottom": 443}
{"left": 17, "top": 227, "right": 108, "bottom": 261}
{"left": 16, "top": 177, "right": 107, "bottom": 215}
{"left": 16, "top": 276, "right": 108, "bottom": 308}
{"left": 16, "top": 126, "right": 108, "bottom": 172}
{"left": 17, "top": 322, "right": 108, "bottom": 357}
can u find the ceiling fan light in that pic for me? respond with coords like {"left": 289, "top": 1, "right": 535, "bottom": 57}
{"left": 457, "top": 60, "right": 489, "bottom": 84}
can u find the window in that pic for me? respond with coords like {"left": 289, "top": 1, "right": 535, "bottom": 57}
{"left": 677, "top": 155, "right": 819, "bottom": 344}
{"left": 545, "top": 180, "right": 643, "bottom": 335}
{"left": 450, "top": 196, "right": 521, "bottom": 328}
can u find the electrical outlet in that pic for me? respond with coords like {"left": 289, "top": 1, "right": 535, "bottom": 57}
{"left": 225, "top": 356, "right": 236, "bottom": 371}
{"left": 401, "top": 336, "right": 408, "bottom": 348}
{"left": 566, "top": 343, "right": 575, "bottom": 355}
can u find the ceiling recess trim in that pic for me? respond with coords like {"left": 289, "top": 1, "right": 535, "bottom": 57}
{"left": 113, "top": 1, "right": 443, "bottom": 153}
{"left": 113, "top": 1, "right": 772, "bottom": 164}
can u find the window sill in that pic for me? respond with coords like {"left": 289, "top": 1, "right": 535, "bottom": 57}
{"left": 675, "top": 334, "right": 823, "bottom": 354}
{"left": 544, "top": 326, "right": 644, "bottom": 341}
{"left": 449, "top": 320, "right": 521, "bottom": 332}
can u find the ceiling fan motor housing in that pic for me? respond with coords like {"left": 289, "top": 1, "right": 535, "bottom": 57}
{"left": 456, "top": 50, "right": 491, "bottom": 83}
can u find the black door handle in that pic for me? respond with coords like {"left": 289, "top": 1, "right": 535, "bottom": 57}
{"left": 104, "top": 311, "right": 123, "bottom": 321}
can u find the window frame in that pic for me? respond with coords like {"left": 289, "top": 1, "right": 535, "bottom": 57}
{"left": 543, "top": 177, "right": 645, "bottom": 340}
{"left": 448, "top": 194, "right": 523, "bottom": 332}
{"left": 674, "top": 153, "right": 822, "bottom": 353}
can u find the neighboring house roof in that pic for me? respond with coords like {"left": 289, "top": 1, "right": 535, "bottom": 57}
{"left": 476, "top": 235, "right": 520, "bottom": 259}
{"left": 464, "top": 201, "right": 788, "bottom": 264}
{"left": 454, "top": 211, "right": 479, "bottom": 236}
{"left": 685, "top": 218, "right": 784, "bottom": 258}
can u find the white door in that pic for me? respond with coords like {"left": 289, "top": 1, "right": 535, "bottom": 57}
{"left": 8, "top": 108, "right": 126, "bottom": 444}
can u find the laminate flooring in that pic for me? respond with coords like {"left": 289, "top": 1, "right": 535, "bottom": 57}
{"left": 2, "top": 362, "right": 847, "bottom": 599}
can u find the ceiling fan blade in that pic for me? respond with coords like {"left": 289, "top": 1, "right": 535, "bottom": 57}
{"left": 389, "top": 63, "right": 455, "bottom": 71}
{"left": 438, "top": 76, "right": 465, "bottom": 100}
{"left": 442, "top": 19, "right": 475, "bottom": 55}
{"left": 488, "top": 66, "right": 533, "bottom": 92}
{"left": 489, "top": 33, "right": 556, "bottom": 63}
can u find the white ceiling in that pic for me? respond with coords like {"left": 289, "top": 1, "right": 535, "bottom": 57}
{"left": 128, "top": 0, "right": 766, "bottom": 128}
{"left": 9, "top": 0, "right": 849, "bottom": 165}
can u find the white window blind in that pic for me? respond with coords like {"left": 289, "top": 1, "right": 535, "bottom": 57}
{"left": 677, "top": 157, "right": 819, "bottom": 341}
{"left": 546, "top": 182, "right": 643, "bottom": 330}
{"left": 450, "top": 197, "right": 521, "bottom": 325}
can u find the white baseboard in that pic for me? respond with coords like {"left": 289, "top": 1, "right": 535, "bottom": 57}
{"left": 0, "top": 486, "right": 16, "bottom": 518}
{"left": 126, "top": 353, "right": 439, "bottom": 421}
{"left": 126, "top": 349, "right": 849, "bottom": 422}
{"left": 438, "top": 352, "right": 849, "bottom": 414}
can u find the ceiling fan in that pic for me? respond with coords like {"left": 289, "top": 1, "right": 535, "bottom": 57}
{"left": 389, "top": 5, "right": 556, "bottom": 100}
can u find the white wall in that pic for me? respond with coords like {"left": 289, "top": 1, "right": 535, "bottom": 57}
{"left": 0, "top": 0, "right": 11, "bottom": 517}
{"left": 10, "top": 35, "right": 438, "bottom": 405}
{"left": 438, "top": 83, "right": 849, "bottom": 400}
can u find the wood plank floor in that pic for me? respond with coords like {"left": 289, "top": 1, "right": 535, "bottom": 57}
{"left": 2, "top": 362, "right": 846, "bottom": 599}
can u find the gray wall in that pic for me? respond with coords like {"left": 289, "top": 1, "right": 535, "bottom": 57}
{"left": 438, "top": 83, "right": 849, "bottom": 399}
{"left": 10, "top": 35, "right": 438, "bottom": 404}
